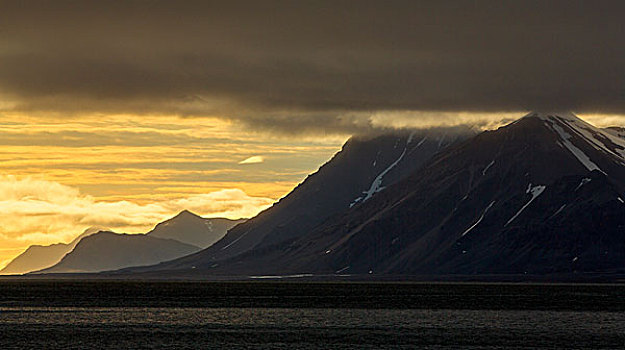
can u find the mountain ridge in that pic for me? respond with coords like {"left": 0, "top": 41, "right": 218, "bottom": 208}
{"left": 4, "top": 211, "right": 241, "bottom": 275}
{"left": 35, "top": 231, "right": 201, "bottom": 274}
{"left": 266, "top": 112, "right": 625, "bottom": 275}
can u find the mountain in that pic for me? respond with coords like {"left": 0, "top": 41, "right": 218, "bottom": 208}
{"left": 120, "top": 127, "right": 476, "bottom": 273}
{"left": 124, "top": 112, "right": 625, "bottom": 278}
{"left": 35, "top": 231, "right": 201, "bottom": 274}
{"left": 0, "top": 227, "right": 107, "bottom": 275}
{"left": 226, "top": 112, "right": 625, "bottom": 276}
{"left": 147, "top": 210, "right": 245, "bottom": 248}
{"left": 18, "top": 211, "right": 238, "bottom": 275}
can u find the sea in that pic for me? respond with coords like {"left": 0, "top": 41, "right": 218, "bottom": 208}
{"left": 0, "top": 281, "right": 624, "bottom": 349}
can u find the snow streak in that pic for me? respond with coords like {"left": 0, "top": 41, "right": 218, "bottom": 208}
{"left": 575, "top": 178, "right": 592, "bottom": 191}
{"left": 505, "top": 184, "right": 546, "bottom": 227}
{"left": 350, "top": 136, "right": 411, "bottom": 207}
{"left": 461, "top": 200, "right": 496, "bottom": 237}
{"left": 548, "top": 121, "right": 605, "bottom": 174}
{"left": 482, "top": 160, "right": 495, "bottom": 175}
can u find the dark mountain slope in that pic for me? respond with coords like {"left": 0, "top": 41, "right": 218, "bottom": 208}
{"left": 263, "top": 112, "right": 625, "bottom": 276}
{"left": 124, "top": 128, "right": 474, "bottom": 273}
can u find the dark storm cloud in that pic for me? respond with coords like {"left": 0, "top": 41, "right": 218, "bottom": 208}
{"left": 1, "top": 0, "right": 625, "bottom": 130}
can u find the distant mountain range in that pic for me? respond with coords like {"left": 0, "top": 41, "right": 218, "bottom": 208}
{"left": 2, "top": 211, "right": 243, "bottom": 275}
{"left": 119, "top": 112, "right": 625, "bottom": 279}
{"left": 0, "top": 227, "right": 106, "bottom": 275}
{"left": 36, "top": 231, "right": 201, "bottom": 273}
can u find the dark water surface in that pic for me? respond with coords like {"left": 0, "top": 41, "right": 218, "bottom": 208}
{"left": 0, "top": 281, "right": 624, "bottom": 349}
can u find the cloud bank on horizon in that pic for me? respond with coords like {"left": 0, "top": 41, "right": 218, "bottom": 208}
{"left": 1, "top": 1, "right": 625, "bottom": 133}
{"left": 0, "top": 175, "right": 274, "bottom": 268}
{"left": 0, "top": 114, "right": 343, "bottom": 268}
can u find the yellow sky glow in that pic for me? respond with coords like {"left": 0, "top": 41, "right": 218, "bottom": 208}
{"left": 0, "top": 113, "right": 345, "bottom": 268}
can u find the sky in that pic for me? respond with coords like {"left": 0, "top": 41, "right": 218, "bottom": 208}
{"left": 0, "top": 113, "right": 345, "bottom": 268}
{"left": 1, "top": 1, "right": 625, "bottom": 268}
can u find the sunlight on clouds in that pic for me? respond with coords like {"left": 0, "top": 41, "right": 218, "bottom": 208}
{"left": 577, "top": 113, "right": 625, "bottom": 128}
{"left": 162, "top": 190, "right": 273, "bottom": 218}
{"left": 238, "top": 156, "right": 264, "bottom": 164}
{"left": 0, "top": 176, "right": 273, "bottom": 267}
{"left": 368, "top": 110, "right": 521, "bottom": 130}
{"left": 0, "top": 113, "right": 343, "bottom": 199}
{"left": 0, "top": 112, "right": 343, "bottom": 268}
{"left": 367, "top": 110, "right": 625, "bottom": 130}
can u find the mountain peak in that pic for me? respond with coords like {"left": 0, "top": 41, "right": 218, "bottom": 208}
{"left": 174, "top": 209, "right": 202, "bottom": 219}
{"left": 76, "top": 226, "right": 110, "bottom": 241}
{"left": 512, "top": 110, "right": 625, "bottom": 176}
{"left": 147, "top": 210, "right": 245, "bottom": 248}
{"left": 523, "top": 111, "right": 579, "bottom": 121}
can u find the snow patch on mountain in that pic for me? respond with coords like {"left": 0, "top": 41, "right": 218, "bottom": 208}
{"left": 575, "top": 178, "right": 592, "bottom": 191}
{"left": 350, "top": 138, "right": 409, "bottom": 207}
{"left": 204, "top": 221, "right": 214, "bottom": 231}
{"left": 557, "top": 116, "right": 625, "bottom": 161}
{"left": 221, "top": 228, "right": 251, "bottom": 250}
{"left": 335, "top": 266, "right": 350, "bottom": 273}
{"left": 547, "top": 121, "right": 606, "bottom": 174}
{"left": 461, "top": 200, "right": 496, "bottom": 237}
{"left": 548, "top": 204, "right": 567, "bottom": 220}
{"left": 604, "top": 127, "right": 625, "bottom": 141}
{"left": 407, "top": 130, "right": 417, "bottom": 144}
{"left": 505, "top": 184, "right": 546, "bottom": 227}
{"left": 482, "top": 160, "right": 495, "bottom": 175}
{"left": 535, "top": 112, "right": 625, "bottom": 165}
{"left": 361, "top": 147, "right": 406, "bottom": 201}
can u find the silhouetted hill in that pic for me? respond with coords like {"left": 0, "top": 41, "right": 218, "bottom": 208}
{"left": 1, "top": 227, "right": 107, "bottom": 275}
{"left": 36, "top": 231, "right": 200, "bottom": 274}
{"left": 147, "top": 210, "right": 244, "bottom": 248}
